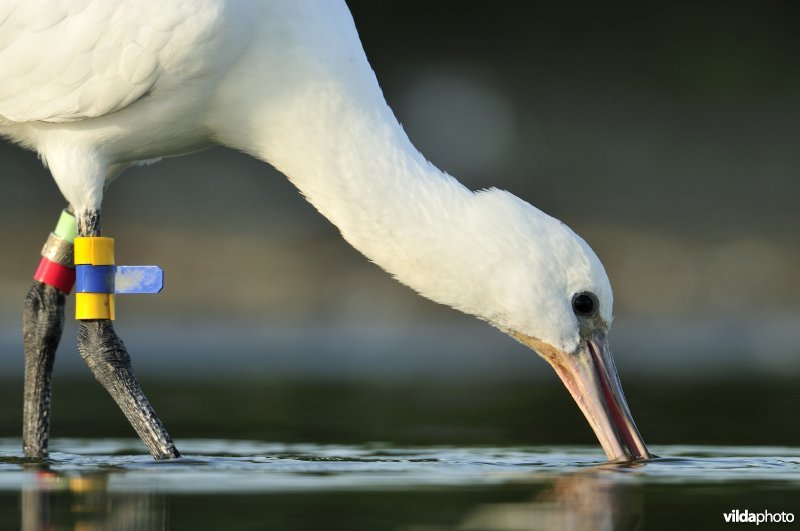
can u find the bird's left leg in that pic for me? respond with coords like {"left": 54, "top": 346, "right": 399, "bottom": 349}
{"left": 23, "top": 208, "right": 77, "bottom": 457}
{"left": 74, "top": 209, "right": 180, "bottom": 460}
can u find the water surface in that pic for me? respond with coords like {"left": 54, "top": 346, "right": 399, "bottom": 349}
{"left": 1, "top": 440, "right": 798, "bottom": 530}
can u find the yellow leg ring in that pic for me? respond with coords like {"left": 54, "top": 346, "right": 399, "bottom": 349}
{"left": 74, "top": 237, "right": 115, "bottom": 266}
{"left": 76, "top": 293, "right": 116, "bottom": 320}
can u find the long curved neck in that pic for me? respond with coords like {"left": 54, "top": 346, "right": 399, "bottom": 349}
{"left": 208, "top": 3, "right": 552, "bottom": 332}
{"left": 215, "top": 12, "right": 477, "bottom": 304}
{"left": 258, "top": 83, "right": 472, "bottom": 271}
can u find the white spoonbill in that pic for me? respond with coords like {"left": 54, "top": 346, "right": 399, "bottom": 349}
{"left": 0, "top": 1, "right": 651, "bottom": 462}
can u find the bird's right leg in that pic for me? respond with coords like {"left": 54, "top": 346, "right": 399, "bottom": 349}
{"left": 23, "top": 208, "right": 77, "bottom": 458}
{"left": 74, "top": 210, "right": 180, "bottom": 460}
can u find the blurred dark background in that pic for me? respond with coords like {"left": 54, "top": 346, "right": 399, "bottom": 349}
{"left": 0, "top": 1, "right": 798, "bottom": 448}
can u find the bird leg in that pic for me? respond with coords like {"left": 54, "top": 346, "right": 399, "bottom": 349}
{"left": 22, "top": 283, "right": 66, "bottom": 458}
{"left": 23, "top": 208, "right": 75, "bottom": 458}
{"left": 75, "top": 210, "right": 180, "bottom": 460}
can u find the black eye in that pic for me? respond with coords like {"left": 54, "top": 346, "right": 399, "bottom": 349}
{"left": 572, "top": 292, "right": 596, "bottom": 316}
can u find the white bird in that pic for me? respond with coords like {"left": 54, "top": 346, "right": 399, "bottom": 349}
{"left": 0, "top": 1, "right": 651, "bottom": 462}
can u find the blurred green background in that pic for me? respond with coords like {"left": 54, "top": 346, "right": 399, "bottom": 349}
{"left": 0, "top": 1, "right": 798, "bottom": 447}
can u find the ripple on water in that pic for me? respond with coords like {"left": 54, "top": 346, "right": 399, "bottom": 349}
{"left": 0, "top": 439, "right": 799, "bottom": 494}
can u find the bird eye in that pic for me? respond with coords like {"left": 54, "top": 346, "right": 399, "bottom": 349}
{"left": 572, "top": 292, "right": 597, "bottom": 316}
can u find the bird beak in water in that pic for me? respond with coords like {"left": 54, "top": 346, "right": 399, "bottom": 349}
{"left": 517, "top": 331, "right": 652, "bottom": 462}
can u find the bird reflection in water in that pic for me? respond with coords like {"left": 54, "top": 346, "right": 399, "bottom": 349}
{"left": 442, "top": 467, "right": 644, "bottom": 531}
{"left": 20, "top": 466, "right": 165, "bottom": 531}
{"left": 19, "top": 462, "right": 644, "bottom": 530}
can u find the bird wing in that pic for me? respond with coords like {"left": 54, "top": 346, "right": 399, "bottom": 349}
{"left": 0, "top": 0, "right": 224, "bottom": 124}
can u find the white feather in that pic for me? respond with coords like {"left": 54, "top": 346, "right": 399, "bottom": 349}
{"left": 0, "top": 0, "right": 612, "bottom": 354}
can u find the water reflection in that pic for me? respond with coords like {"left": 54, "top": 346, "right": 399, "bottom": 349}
{"left": 20, "top": 462, "right": 642, "bottom": 531}
{"left": 21, "top": 465, "right": 165, "bottom": 531}
{"left": 454, "top": 468, "right": 643, "bottom": 531}
{"left": 5, "top": 443, "right": 798, "bottom": 530}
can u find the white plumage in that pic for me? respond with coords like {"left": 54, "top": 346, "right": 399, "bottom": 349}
{"left": 1, "top": 0, "right": 647, "bottom": 461}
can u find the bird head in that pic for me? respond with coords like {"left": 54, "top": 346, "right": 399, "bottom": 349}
{"left": 420, "top": 188, "right": 652, "bottom": 461}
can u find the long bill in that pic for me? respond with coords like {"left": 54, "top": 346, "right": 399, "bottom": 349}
{"left": 518, "top": 331, "right": 652, "bottom": 462}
